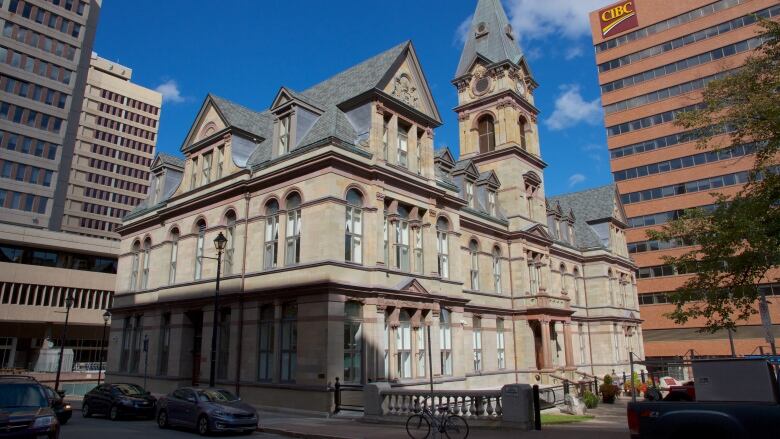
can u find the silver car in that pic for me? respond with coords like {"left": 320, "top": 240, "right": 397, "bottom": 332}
{"left": 156, "top": 387, "right": 258, "bottom": 436}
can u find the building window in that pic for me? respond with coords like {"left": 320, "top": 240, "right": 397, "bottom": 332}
{"left": 278, "top": 114, "right": 291, "bottom": 155}
{"left": 217, "top": 307, "right": 230, "bottom": 379}
{"left": 478, "top": 115, "right": 496, "bottom": 153}
{"left": 190, "top": 157, "right": 197, "bottom": 189}
{"left": 436, "top": 218, "right": 449, "bottom": 278}
{"left": 264, "top": 200, "right": 279, "bottom": 269}
{"left": 519, "top": 117, "right": 528, "bottom": 150}
{"left": 496, "top": 319, "right": 506, "bottom": 369}
{"left": 396, "top": 311, "right": 412, "bottom": 379}
{"left": 140, "top": 238, "right": 151, "bottom": 290}
{"left": 216, "top": 146, "right": 224, "bottom": 179}
{"left": 382, "top": 116, "right": 389, "bottom": 161}
{"left": 529, "top": 259, "right": 541, "bottom": 294}
{"left": 224, "top": 211, "right": 236, "bottom": 275}
{"left": 412, "top": 227, "right": 423, "bottom": 274}
{"left": 129, "top": 241, "right": 140, "bottom": 291}
{"left": 395, "top": 207, "right": 410, "bottom": 272}
{"left": 439, "top": 309, "right": 452, "bottom": 376}
{"left": 473, "top": 317, "right": 482, "bottom": 372}
{"left": 119, "top": 317, "right": 131, "bottom": 371}
{"left": 201, "top": 152, "right": 212, "bottom": 185}
{"left": 169, "top": 229, "right": 179, "bottom": 285}
{"left": 129, "top": 315, "right": 143, "bottom": 373}
{"left": 488, "top": 190, "right": 497, "bottom": 216}
{"left": 613, "top": 323, "right": 621, "bottom": 363}
{"left": 416, "top": 130, "right": 423, "bottom": 175}
{"left": 469, "top": 240, "right": 479, "bottom": 291}
{"left": 345, "top": 190, "right": 363, "bottom": 264}
{"left": 465, "top": 181, "right": 475, "bottom": 208}
{"left": 257, "top": 305, "right": 274, "bottom": 381}
{"left": 573, "top": 268, "right": 581, "bottom": 306}
{"left": 285, "top": 193, "right": 302, "bottom": 265}
{"left": 492, "top": 247, "right": 502, "bottom": 294}
{"left": 158, "top": 313, "right": 171, "bottom": 375}
{"left": 397, "top": 123, "right": 409, "bottom": 168}
{"left": 280, "top": 303, "right": 297, "bottom": 382}
{"left": 416, "top": 325, "right": 426, "bottom": 378}
{"left": 343, "top": 301, "right": 362, "bottom": 383}
{"left": 383, "top": 214, "right": 389, "bottom": 266}
{"left": 194, "top": 220, "right": 206, "bottom": 280}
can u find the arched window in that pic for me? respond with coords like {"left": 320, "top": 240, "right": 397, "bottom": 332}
{"left": 285, "top": 193, "right": 302, "bottom": 265}
{"left": 141, "top": 238, "right": 151, "bottom": 289}
{"left": 469, "top": 240, "right": 480, "bottom": 291}
{"left": 493, "top": 247, "right": 502, "bottom": 294}
{"left": 194, "top": 220, "right": 206, "bottom": 280}
{"left": 608, "top": 269, "right": 616, "bottom": 305}
{"left": 397, "top": 311, "right": 412, "bottom": 379}
{"left": 345, "top": 189, "right": 363, "bottom": 264}
{"left": 439, "top": 310, "right": 453, "bottom": 376}
{"left": 496, "top": 318, "right": 506, "bottom": 369}
{"left": 478, "top": 115, "right": 496, "bottom": 153}
{"left": 573, "top": 267, "right": 581, "bottom": 306}
{"left": 257, "top": 304, "right": 274, "bottom": 381}
{"left": 436, "top": 218, "right": 449, "bottom": 278}
{"left": 343, "top": 301, "right": 363, "bottom": 383}
{"left": 519, "top": 117, "right": 528, "bottom": 151}
{"left": 129, "top": 241, "right": 141, "bottom": 291}
{"left": 264, "top": 199, "right": 279, "bottom": 269}
{"left": 395, "top": 206, "right": 410, "bottom": 272}
{"left": 169, "top": 229, "right": 179, "bottom": 285}
{"left": 560, "top": 263, "right": 567, "bottom": 295}
{"left": 224, "top": 211, "right": 236, "bottom": 275}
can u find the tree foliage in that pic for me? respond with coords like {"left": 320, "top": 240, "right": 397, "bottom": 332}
{"left": 647, "top": 19, "right": 780, "bottom": 333}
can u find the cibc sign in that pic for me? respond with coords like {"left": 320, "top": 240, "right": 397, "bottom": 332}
{"left": 600, "top": 1, "right": 639, "bottom": 37}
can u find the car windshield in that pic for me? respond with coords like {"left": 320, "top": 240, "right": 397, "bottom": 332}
{"left": 197, "top": 389, "right": 238, "bottom": 403}
{"left": 0, "top": 384, "right": 47, "bottom": 408}
{"left": 113, "top": 384, "right": 146, "bottom": 396}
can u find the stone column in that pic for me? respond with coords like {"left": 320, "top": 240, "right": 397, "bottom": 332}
{"left": 374, "top": 305, "right": 387, "bottom": 381}
{"left": 563, "top": 322, "right": 574, "bottom": 369}
{"left": 451, "top": 307, "right": 466, "bottom": 378}
{"left": 387, "top": 308, "right": 400, "bottom": 381}
{"left": 540, "top": 319, "right": 552, "bottom": 370}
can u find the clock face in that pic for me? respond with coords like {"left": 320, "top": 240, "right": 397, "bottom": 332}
{"left": 516, "top": 81, "right": 526, "bottom": 96}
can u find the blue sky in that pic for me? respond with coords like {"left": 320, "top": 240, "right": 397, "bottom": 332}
{"left": 94, "top": 0, "right": 615, "bottom": 196}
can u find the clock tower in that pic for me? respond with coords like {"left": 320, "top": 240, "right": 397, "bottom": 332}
{"left": 453, "top": 0, "right": 548, "bottom": 227}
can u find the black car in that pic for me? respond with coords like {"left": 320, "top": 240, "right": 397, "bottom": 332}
{"left": 41, "top": 385, "right": 72, "bottom": 425}
{"left": 157, "top": 387, "right": 257, "bottom": 436}
{"left": 82, "top": 383, "right": 157, "bottom": 420}
{"left": 0, "top": 376, "right": 60, "bottom": 439}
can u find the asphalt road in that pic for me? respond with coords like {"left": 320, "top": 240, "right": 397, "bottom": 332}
{"left": 60, "top": 414, "right": 287, "bottom": 439}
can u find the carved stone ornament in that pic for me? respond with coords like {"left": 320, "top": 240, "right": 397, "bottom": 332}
{"left": 392, "top": 74, "right": 419, "bottom": 109}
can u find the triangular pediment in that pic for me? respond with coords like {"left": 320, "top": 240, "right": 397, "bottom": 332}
{"left": 270, "top": 88, "right": 293, "bottom": 110}
{"left": 476, "top": 170, "right": 500, "bottom": 188}
{"left": 180, "top": 96, "right": 229, "bottom": 152}
{"left": 271, "top": 87, "right": 324, "bottom": 114}
{"left": 612, "top": 189, "right": 628, "bottom": 224}
{"left": 435, "top": 148, "right": 456, "bottom": 167}
{"left": 399, "top": 278, "right": 430, "bottom": 295}
{"left": 378, "top": 44, "right": 441, "bottom": 123}
{"left": 523, "top": 223, "right": 552, "bottom": 240}
{"left": 453, "top": 160, "right": 481, "bottom": 180}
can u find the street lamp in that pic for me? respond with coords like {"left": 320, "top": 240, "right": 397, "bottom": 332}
{"left": 208, "top": 232, "right": 228, "bottom": 388}
{"left": 54, "top": 293, "right": 75, "bottom": 392}
{"left": 97, "top": 310, "right": 111, "bottom": 385}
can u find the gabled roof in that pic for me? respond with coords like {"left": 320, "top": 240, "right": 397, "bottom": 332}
{"left": 435, "top": 147, "right": 456, "bottom": 166}
{"left": 151, "top": 153, "right": 184, "bottom": 171}
{"left": 476, "top": 170, "right": 500, "bottom": 187}
{"left": 548, "top": 184, "right": 627, "bottom": 249}
{"left": 455, "top": 0, "right": 525, "bottom": 78}
{"left": 209, "top": 94, "right": 271, "bottom": 139}
{"left": 452, "top": 159, "right": 481, "bottom": 179}
{"left": 271, "top": 87, "right": 324, "bottom": 113}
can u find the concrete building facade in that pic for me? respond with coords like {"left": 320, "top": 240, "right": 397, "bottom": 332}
{"left": 589, "top": 0, "right": 780, "bottom": 367}
{"left": 108, "top": 0, "right": 643, "bottom": 412}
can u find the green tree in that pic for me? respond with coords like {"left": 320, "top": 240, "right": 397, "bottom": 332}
{"left": 646, "top": 19, "right": 780, "bottom": 335}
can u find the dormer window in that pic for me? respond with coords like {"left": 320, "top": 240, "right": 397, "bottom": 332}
{"left": 465, "top": 180, "right": 475, "bottom": 208}
{"left": 488, "top": 190, "right": 497, "bottom": 216}
{"left": 278, "top": 114, "right": 291, "bottom": 155}
{"left": 201, "top": 152, "right": 212, "bottom": 185}
{"left": 190, "top": 157, "right": 198, "bottom": 190}
{"left": 216, "top": 146, "right": 224, "bottom": 179}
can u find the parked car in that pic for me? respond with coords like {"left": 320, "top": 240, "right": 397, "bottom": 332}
{"left": 628, "top": 359, "right": 780, "bottom": 439}
{"left": 157, "top": 387, "right": 258, "bottom": 436}
{"left": 0, "top": 375, "right": 60, "bottom": 438}
{"left": 41, "top": 385, "right": 72, "bottom": 425}
{"left": 82, "top": 383, "right": 157, "bottom": 420}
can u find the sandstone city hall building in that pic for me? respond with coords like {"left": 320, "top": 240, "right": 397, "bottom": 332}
{"left": 106, "top": 0, "right": 644, "bottom": 412}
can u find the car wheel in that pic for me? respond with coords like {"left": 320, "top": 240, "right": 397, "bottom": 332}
{"left": 82, "top": 402, "right": 91, "bottom": 418}
{"left": 108, "top": 405, "right": 119, "bottom": 421}
{"left": 197, "top": 415, "right": 210, "bottom": 436}
{"left": 157, "top": 410, "right": 169, "bottom": 429}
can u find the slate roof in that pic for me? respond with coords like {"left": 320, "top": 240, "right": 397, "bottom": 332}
{"left": 154, "top": 153, "right": 184, "bottom": 170}
{"left": 455, "top": 0, "right": 524, "bottom": 78}
{"left": 209, "top": 94, "right": 271, "bottom": 139}
{"left": 548, "top": 184, "right": 622, "bottom": 250}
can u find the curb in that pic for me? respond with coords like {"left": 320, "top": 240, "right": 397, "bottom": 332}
{"left": 257, "top": 426, "right": 354, "bottom": 439}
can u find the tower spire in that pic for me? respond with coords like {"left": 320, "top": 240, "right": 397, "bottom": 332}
{"left": 455, "top": 0, "right": 524, "bottom": 78}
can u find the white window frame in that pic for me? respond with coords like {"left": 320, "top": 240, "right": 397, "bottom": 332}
{"left": 279, "top": 115, "right": 291, "bottom": 155}
{"left": 439, "top": 310, "right": 452, "bottom": 376}
{"left": 345, "top": 205, "right": 363, "bottom": 264}
{"left": 201, "top": 152, "right": 212, "bottom": 185}
{"left": 437, "top": 228, "right": 449, "bottom": 279}
{"left": 168, "top": 232, "right": 178, "bottom": 285}
{"left": 395, "top": 220, "right": 410, "bottom": 272}
{"left": 195, "top": 223, "right": 205, "bottom": 280}
{"left": 496, "top": 319, "right": 506, "bottom": 369}
{"left": 473, "top": 319, "right": 482, "bottom": 373}
{"left": 492, "top": 249, "right": 502, "bottom": 294}
{"left": 396, "top": 316, "right": 412, "bottom": 379}
{"left": 397, "top": 125, "right": 408, "bottom": 168}
{"left": 466, "top": 181, "right": 475, "bottom": 208}
{"left": 285, "top": 209, "right": 301, "bottom": 266}
{"left": 469, "top": 242, "right": 479, "bottom": 291}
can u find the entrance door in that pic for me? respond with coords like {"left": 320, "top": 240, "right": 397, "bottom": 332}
{"left": 531, "top": 321, "right": 543, "bottom": 370}
{"left": 185, "top": 311, "right": 203, "bottom": 386}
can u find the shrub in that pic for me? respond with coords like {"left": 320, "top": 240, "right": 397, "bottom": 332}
{"left": 603, "top": 374, "right": 613, "bottom": 385}
{"left": 582, "top": 391, "right": 599, "bottom": 409}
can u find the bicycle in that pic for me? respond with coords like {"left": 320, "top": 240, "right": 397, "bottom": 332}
{"left": 406, "top": 403, "right": 469, "bottom": 439}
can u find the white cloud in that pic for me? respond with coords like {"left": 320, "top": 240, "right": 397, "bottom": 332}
{"left": 564, "top": 46, "right": 584, "bottom": 60}
{"left": 568, "top": 173, "right": 586, "bottom": 187}
{"left": 455, "top": 14, "right": 473, "bottom": 46}
{"left": 505, "top": 0, "right": 614, "bottom": 41}
{"left": 545, "top": 84, "right": 602, "bottom": 131}
{"left": 155, "top": 79, "right": 185, "bottom": 103}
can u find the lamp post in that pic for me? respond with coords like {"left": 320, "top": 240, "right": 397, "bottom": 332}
{"left": 54, "top": 293, "right": 75, "bottom": 392}
{"left": 97, "top": 311, "right": 111, "bottom": 385}
{"left": 208, "top": 232, "right": 228, "bottom": 388}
